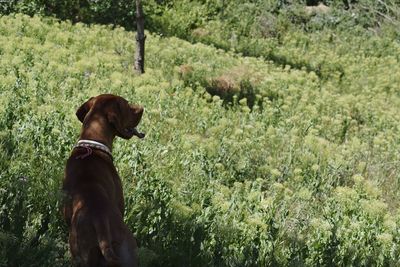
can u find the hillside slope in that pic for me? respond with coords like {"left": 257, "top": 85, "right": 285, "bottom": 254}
{"left": 1, "top": 14, "right": 400, "bottom": 266}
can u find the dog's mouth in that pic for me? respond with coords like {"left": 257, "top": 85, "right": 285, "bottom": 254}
{"left": 124, "top": 126, "right": 145, "bottom": 139}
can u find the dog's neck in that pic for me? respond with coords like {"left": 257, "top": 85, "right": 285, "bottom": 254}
{"left": 79, "top": 115, "right": 115, "bottom": 151}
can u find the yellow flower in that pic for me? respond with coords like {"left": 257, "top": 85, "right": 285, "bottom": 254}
{"left": 239, "top": 98, "right": 247, "bottom": 106}
{"left": 376, "top": 233, "right": 393, "bottom": 248}
{"left": 166, "top": 118, "right": 178, "bottom": 126}
{"left": 272, "top": 182, "right": 284, "bottom": 192}
{"left": 270, "top": 169, "right": 282, "bottom": 177}
{"left": 360, "top": 199, "right": 388, "bottom": 219}
{"left": 311, "top": 164, "right": 319, "bottom": 172}
{"left": 294, "top": 168, "right": 302, "bottom": 175}
{"left": 352, "top": 174, "right": 364, "bottom": 185}
{"left": 298, "top": 188, "right": 312, "bottom": 200}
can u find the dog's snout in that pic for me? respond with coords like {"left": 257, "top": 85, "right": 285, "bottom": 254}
{"left": 131, "top": 105, "right": 144, "bottom": 115}
{"left": 136, "top": 106, "right": 144, "bottom": 114}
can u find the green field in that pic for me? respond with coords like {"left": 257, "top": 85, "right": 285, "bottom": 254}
{"left": 1, "top": 5, "right": 400, "bottom": 267}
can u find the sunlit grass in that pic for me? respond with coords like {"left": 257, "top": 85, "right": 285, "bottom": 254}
{"left": 0, "top": 14, "right": 399, "bottom": 266}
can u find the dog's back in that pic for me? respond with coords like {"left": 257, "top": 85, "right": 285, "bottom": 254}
{"left": 63, "top": 148, "right": 123, "bottom": 266}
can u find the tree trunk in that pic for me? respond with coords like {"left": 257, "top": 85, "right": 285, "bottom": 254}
{"left": 134, "top": 0, "right": 145, "bottom": 74}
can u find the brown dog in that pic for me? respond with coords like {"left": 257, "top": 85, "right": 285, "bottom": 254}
{"left": 63, "top": 94, "right": 144, "bottom": 267}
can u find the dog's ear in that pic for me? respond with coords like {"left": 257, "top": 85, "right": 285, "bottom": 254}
{"left": 76, "top": 97, "right": 95, "bottom": 123}
{"left": 107, "top": 98, "right": 145, "bottom": 139}
{"left": 107, "top": 100, "right": 125, "bottom": 137}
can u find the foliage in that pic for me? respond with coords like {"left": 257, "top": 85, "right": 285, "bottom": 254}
{"left": 1, "top": 13, "right": 400, "bottom": 266}
{"left": 143, "top": 0, "right": 400, "bottom": 81}
{"left": 0, "top": 0, "right": 136, "bottom": 26}
{"left": 2, "top": 0, "right": 400, "bottom": 78}
{"left": 2, "top": 0, "right": 400, "bottom": 36}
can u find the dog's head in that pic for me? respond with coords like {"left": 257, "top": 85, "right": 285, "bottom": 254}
{"left": 76, "top": 94, "right": 145, "bottom": 139}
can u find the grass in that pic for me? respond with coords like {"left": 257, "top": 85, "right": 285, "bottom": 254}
{"left": 0, "top": 13, "right": 400, "bottom": 266}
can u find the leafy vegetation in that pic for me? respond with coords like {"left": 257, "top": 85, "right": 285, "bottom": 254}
{"left": 0, "top": 5, "right": 400, "bottom": 267}
{"left": 4, "top": 0, "right": 400, "bottom": 81}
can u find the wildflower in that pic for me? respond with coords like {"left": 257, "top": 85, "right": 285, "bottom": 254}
{"left": 202, "top": 107, "right": 211, "bottom": 115}
{"left": 383, "top": 217, "right": 397, "bottom": 232}
{"left": 311, "top": 164, "right": 319, "bottom": 172}
{"left": 334, "top": 186, "right": 358, "bottom": 208}
{"left": 234, "top": 128, "right": 243, "bottom": 136}
{"left": 260, "top": 197, "right": 273, "bottom": 210}
{"left": 310, "top": 218, "right": 332, "bottom": 233}
{"left": 203, "top": 138, "right": 219, "bottom": 157}
{"left": 236, "top": 159, "right": 246, "bottom": 171}
{"left": 212, "top": 95, "right": 220, "bottom": 102}
{"left": 360, "top": 199, "right": 387, "bottom": 219}
{"left": 215, "top": 163, "right": 224, "bottom": 171}
{"left": 272, "top": 182, "right": 284, "bottom": 191}
{"left": 110, "top": 71, "right": 123, "bottom": 83}
{"left": 203, "top": 92, "right": 212, "bottom": 100}
{"left": 376, "top": 233, "right": 393, "bottom": 248}
{"left": 247, "top": 214, "right": 266, "bottom": 229}
{"left": 239, "top": 98, "right": 247, "bottom": 106}
{"left": 51, "top": 128, "right": 61, "bottom": 135}
{"left": 352, "top": 174, "right": 364, "bottom": 185}
{"left": 356, "top": 162, "right": 366, "bottom": 173}
{"left": 298, "top": 188, "right": 312, "bottom": 200}
{"left": 258, "top": 164, "right": 269, "bottom": 175}
{"left": 294, "top": 168, "right": 302, "bottom": 175}
{"left": 241, "top": 106, "right": 251, "bottom": 113}
{"left": 270, "top": 169, "right": 281, "bottom": 177}
{"left": 171, "top": 201, "right": 193, "bottom": 220}
{"left": 363, "top": 180, "right": 381, "bottom": 198}
{"left": 166, "top": 118, "right": 178, "bottom": 126}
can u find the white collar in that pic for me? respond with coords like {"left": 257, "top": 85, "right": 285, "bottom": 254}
{"left": 75, "top": 139, "right": 112, "bottom": 157}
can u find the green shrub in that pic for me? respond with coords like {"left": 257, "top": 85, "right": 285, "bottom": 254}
{"left": 1, "top": 14, "right": 400, "bottom": 266}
